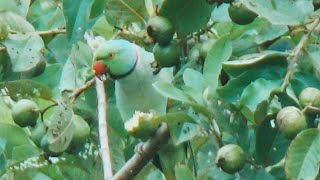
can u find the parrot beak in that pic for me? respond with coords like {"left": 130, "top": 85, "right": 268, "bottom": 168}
{"left": 93, "top": 61, "right": 108, "bottom": 81}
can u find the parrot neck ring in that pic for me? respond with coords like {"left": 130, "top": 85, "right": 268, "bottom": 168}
{"left": 108, "top": 59, "right": 137, "bottom": 79}
{"left": 108, "top": 44, "right": 139, "bottom": 79}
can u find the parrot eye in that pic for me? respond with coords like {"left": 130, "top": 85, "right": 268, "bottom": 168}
{"left": 108, "top": 53, "right": 115, "bottom": 59}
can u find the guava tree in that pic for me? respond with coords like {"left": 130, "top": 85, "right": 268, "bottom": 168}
{"left": 1, "top": 0, "right": 320, "bottom": 179}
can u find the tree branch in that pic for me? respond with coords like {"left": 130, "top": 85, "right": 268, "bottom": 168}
{"left": 113, "top": 123, "right": 170, "bottom": 180}
{"left": 95, "top": 77, "right": 113, "bottom": 179}
{"left": 84, "top": 31, "right": 113, "bottom": 179}
{"left": 280, "top": 18, "right": 320, "bottom": 91}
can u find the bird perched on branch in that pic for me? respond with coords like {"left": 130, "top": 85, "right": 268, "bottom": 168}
{"left": 93, "top": 39, "right": 172, "bottom": 121}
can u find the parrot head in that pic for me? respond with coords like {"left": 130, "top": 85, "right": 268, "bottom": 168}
{"left": 93, "top": 40, "right": 138, "bottom": 79}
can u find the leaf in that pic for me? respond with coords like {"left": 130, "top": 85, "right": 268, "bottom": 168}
{"left": 0, "top": 123, "right": 40, "bottom": 162}
{"left": 0, "top": 79, "right": 52, "bottom": 100}
{"left": 159, "top": 0, "right": 214, "bottom": 37}
{"left": 92, "top": 16, "right": 117, "bottom": 39}
{"left": 153, "top": 81, "right": 192, "bottom": 103}
{"left": 285, "top": 128, "right": 320, "bottom": 180}
{"left": 135, "top": 163, "right": 166, "bottom": 180}
{"left": 242, "top": 0, "right": 313, "bottom": 25}
{"left": 27, "top": 0, "right": 65, "bottom": 30}
{"left": 306, "top": 44, "right": 320, "bottom": 79}
{"left": 0, "top": 0, "right": 30, "bottom": 17}
{"left": 290, "top": 72, "right": 320, "bottom": 97}
{"left": 222, "top": 51, "right": 287, "bottom": 77}
{"left": 63, "top": 0, "right": 95, "bottom": 43}
{"left": 255, "top": 24, "right": 288, "bottom": 44}
{"left": 47, "top": 34, "right": 73, "bottom": 64}
{"left": 217, "top": 66, "right": 285, "bottom": 105}
{"left": 239, "top": 79, "right": 281, "bottom": 124}
{"left": 255, "top": 120, "right": 290, "bottom": 165}
{"left": 0, "top": 11, "right": 34, "bottom": 32}
{"left": 45, "top": 99, "right": 74, "bottom": 153}
{"left": 59, "top": 42, "right": 93, "bottom": 92}
{"left": 32, "top": 64, "right": 63, "bottom": 98}
{"left": 183, "top": 68, "right": 206, "bottom": 93}
{"left": 4, "top": 33, "right": 45, "bottom": 72}
{"left": 105, "top": 0, "right": 148, "bottom": 26}
{"left": 170, "top": 123, "right": 201, "bottom": 145}
{"left": 203, "top": 36, "right": 232, "bottom": 95}
{"left": 175, "top": 164, "right": 194, "bottom": 180}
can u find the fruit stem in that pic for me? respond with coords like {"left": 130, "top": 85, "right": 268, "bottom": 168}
{"left": 280, "top": 18, "right": 320, "bottom": 91}
{"left": 40, "top": 103, "right": 58, "bottom": 121}
{"left": 303, "top": 105, "right": 320, "bottom": 114}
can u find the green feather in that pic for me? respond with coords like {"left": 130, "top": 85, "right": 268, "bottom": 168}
{"left": 95, "top": 40, "right": 172, "bottom": 121}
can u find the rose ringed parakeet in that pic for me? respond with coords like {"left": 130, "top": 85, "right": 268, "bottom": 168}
{"left": 93, "top": 39, "right": 172, "bottom": 121}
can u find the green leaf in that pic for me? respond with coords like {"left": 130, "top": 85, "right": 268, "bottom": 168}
{"left": 32, "top": 64, "right": 63, "bottom": 98}
{"left": 170, "top": 123, "right": 201, "bottom": 145}
{"left": 159, "top": 0, "right": 213, "bottom": 37}
{"left": 243, "top": 0, "right": 313, "bottom": 25}
{"left": 105, "top": 0, "right": 148, "bottom": 26}
{"left": 27, "top": 0, "right": 65, "bottom": 30}
{"left": 239, "top": 79, "right": 281, "bottom": 124}
{"left": 92, "top": 16, "right": 117, "bottom": 39}
{"left": 153, "top": 81, "right": 192, "bottom": 103}
{"left": 0, "top": 11, "right": 34, "bottom": 32}
{"left": 45, "top": 99, "right": 74, "bottom": 153}
{"left": 47, "top": 34, "right": 73, "bottom": 64}
{"left": 290, "top": 72, "right": 320, "bottom": 97}
{"left": 4, "top": 33, "right": 45, "bottom": 72}
{"left": 182, "top": 68, "right": 206, "bottom": 93}
{"left": 222, "top": 51, "right": 287, "bottom": 77}
{"left": 59, "top": 42, "right": 93, "bottom": 92}
{"left": 255, "top": 24, "right": 288, "bottom": 44}
{"left": 285, "top": 128, "right": 320, "bottom": 180}
{"left": 136, "top": 163, "right": 166, "bottom": 180}
{"left": 0, "top": 123, "right": 40, "bottom": 162}
{"left": 0, "top": 0, "right": 30, "bottom": 17}
{"left": 255, "top": 120, "right": 290, "bottom": 165}
{"left": 203, "top": 36, "right": 232, "bottom": 95}
{"left": 175, "top": 164, "right": 194, "bottom": 180}
{"left": 0, "top": 79, "right": 52, "bottom": 100}
{"left": 63, "top": 0, "right": 95, "bottom": 43}
{"left": 217, "top": 66, "right": 285, "bottom": 105}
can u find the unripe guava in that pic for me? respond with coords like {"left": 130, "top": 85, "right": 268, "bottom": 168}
{"left": 71, "top": 115, "right": 90, "bottom": 144}
{"left": 299, "top": 87, "right": 320, "bottom": 108}
{"left": 228, "top": 3, "right": 257, "bottom": 25}
{"left": 153, "top": 41, "right": 180, "bottom": 67}
{"left": 12, "top": 99, "right": 39, "bottom": 127}
{"left": 216, "top": 144, "right": 246, "bottom": 174}
{"left": 276, "top": 106, "right": 307, "bottom": 139}
{"left": 147, "top": 16, "right": 175, "bottom": 46}
{"left": 30, "top": 121, "right": 46, "bottom": 146}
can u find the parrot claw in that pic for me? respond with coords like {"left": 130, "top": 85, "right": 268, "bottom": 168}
{"left": 134, "top": 142, "right": 146, "bottom": 155}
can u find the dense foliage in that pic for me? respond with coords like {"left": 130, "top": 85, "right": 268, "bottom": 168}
{"left": 1, "top": 0, "right": 320, "bottom": 179}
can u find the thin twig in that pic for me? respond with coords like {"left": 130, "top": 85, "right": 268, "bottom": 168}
{"left": 95, "top": 77, "right": 113, "bottom": 179}
{"left": 69, "top": 78, "right": 96, "bottom": 103}
{"left": 113, "top": 123, "right": 170, "bottom": 180}
{"left": 280, "top": 18, "right": 320, "bottom": 91}
{"left": 84, "top": 31, "right": 113, "bottom": 179}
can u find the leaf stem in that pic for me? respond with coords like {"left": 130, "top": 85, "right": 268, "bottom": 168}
{"left": 280, "top": 18, "right": 320, "bottom": 91}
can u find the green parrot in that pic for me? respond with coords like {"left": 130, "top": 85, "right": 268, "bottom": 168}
{"left": 93, "top": 39, "right": 187, "bottom": 179}
{"left": 93, "top": 39, "right": 172, "bottom": 121}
